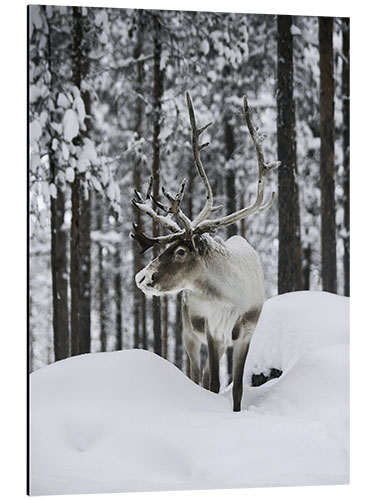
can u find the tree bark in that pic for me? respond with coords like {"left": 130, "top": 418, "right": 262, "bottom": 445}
{"left": 224, "top": 119, "right": 236, "bottom": 383}
{"left": 132, "top": 165, "right": 141, "bottom": 350}
{"left": 225, "top": 121, "right": 237, "bottom": 238}
{"left": 174, "top": 292, "right": 183, "bottom": 370}
{"left": 50, "top": 187, "right": 70, "bottom": 360}
{"left": 302, "top": 244, "right": 311, "bottom": 290}
{"left": 70, "top": 176, "right": 81, "bottom": 356}
{"left": 45, "top": 6, "right": 70, "bottom": 361}
{"left": 80, "top": 190, "right": 91, "bottom": 353}
{"left": 141, "top": 293, "right": 148, "bottom": 350}
{"left": 277, "top": 15, "right": 302, "bottom": 294}
{"left": 319, "top": 17, "right": 337, "bottom": 293}
{"left": 342, "top": 18, "right": 350, "bottom": 296}
{"left": 98, "top": 242, "right": 107, "bottom": 352}
{"left": 132, "top": 12, "right": 146, "bottom": 349}
{"left": 151, "top": 14, "right": 163, "bottom": 357}
{"left": 96, "top": 208, "right": 107, "bottom": 353}
{"left": 162, "top": 296, "right": 169, "bottom": 360}
{"left": 114, "top": 247, "right": 123, "bottom": 351}
{"left": 70, "top": 6, "right": 91, "bottom": 355}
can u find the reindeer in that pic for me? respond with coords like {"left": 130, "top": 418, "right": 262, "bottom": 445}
{"left": 132, "top": 92, "right": 280, "bottom": 411}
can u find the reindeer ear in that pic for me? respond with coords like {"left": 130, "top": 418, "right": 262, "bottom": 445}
{"left": 192, "top": 234, "right": 205, "bottom": 255}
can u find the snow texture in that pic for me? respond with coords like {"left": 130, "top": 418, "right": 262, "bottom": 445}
{"left": 29, "top": 291, "right": 349, "bottom": 495}
{"left": 63, "top": 109, "right": 79, "bottom": 142}
{"left": 290, "top": 24, "right": 302, "bottom": 36}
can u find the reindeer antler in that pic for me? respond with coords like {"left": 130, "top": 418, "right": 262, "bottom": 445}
{"left": 131, "top": 92, "right": 280, "bottom": 252}
{"left": 131, "top": 174, "right": 190, "bottom": 252}
{"left": 192, "top": 96, "right": 281, "bottom": 235}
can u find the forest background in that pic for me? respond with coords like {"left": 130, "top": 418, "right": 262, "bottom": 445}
{"left": 28, "top": 5, "right": 350, "bottom": 376}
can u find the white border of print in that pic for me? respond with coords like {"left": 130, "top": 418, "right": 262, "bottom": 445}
{"left": 2, "top": 1, "right": 373, "bottom": 499}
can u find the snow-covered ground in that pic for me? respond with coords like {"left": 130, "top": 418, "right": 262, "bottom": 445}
{"left": 29, "top": 291, "right": 349, "bottom": 495}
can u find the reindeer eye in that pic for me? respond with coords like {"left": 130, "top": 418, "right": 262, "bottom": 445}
{"left": 176, "top": 248, "right": 186, "bottom": 257}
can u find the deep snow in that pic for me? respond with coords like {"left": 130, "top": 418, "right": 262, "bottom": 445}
{"left": 29, "top": 291, "right": 349, "bottom": 495}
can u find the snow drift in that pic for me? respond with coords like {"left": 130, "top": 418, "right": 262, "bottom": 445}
{"left": 29, "top": 291, "right": 349, "bottom": 495}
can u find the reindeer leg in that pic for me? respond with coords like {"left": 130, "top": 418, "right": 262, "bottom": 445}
{"left": 184, "top": 335, "right": 201, "bottom": 384}
{"left": 232, "top": 311, "right": 260, "bottom": 411}
{"left": 182, "top": 298, "right": 201, "bottom": 385}
{"left": 202, "top": 358, "right": 210, "bottom": 389}
{"left": 232, "top": 335, "right": 250, "bottom": 412}
{"left": 207, "top": 325, "right": 221, "bottom": 394}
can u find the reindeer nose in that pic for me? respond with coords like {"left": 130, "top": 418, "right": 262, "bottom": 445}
{"left": 150, "top": 272, "right": 157, "bottom": 284}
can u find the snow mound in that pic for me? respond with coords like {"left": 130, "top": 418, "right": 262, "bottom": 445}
{"left": 30, "top": 291, "right": 349, "bottom": 495}
{"left": 245, "top": 291, "right": 349, "bottom": 378}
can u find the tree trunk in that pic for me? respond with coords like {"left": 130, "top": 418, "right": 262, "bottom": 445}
{"left": 50, "top": 187, "right": 70, "bottom": 360}
{"left": 151, "top": 14, "right": 164, "bottom": 357}
{"left": 319, "top": 17, "right": 337, "bottom": 293}
{"left": 80, "top": 191, "right": 91, "bottom": 353}
{"left": 45, "top": 6, "right": 70, "bottom": 361}
{"left": 70, "top": 176, "right": 81, "bottom": 356}
{"left": 98, "top": 242, "right": 107, "bottom": 352}
{"left": 174, "top": 292, "right": 183, "bottom": 371}
{"left": 162, "top": 296, "right": 169, "bottom": 360}
{"left": 342, "top": 18, "right": 350, "bottom": 297}
{"left": 70, "top": 6, "right": 91, "bottom": 355}
{"left": 132, "top": 157, "right": 141, "bottom": 350}
{"left": 114, "top": 247, "right": 123, "bottom": 351}
{"left": 224, "top": 119, "right": 236, "bottom": 383}
{"left": 225, "top": 121, "right": 237, "bottom": 238}
{"left": 302, "top": 244, "right": 311, "bottom": 290}
{"left": 132, "top": 12, "right": 146, "bottom": 349}
{"left": 96, "top": 208, "right": 107, "bottom": 353}
{"left": 277, "top": 15, "right": 302, "bottom": 294}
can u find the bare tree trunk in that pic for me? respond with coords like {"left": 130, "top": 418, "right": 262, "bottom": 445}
{"left": 98, "top": 243, "right": 107, "bottom": 352}
{"left": 114, "top": 247, "right": 123, "bottom": 350}
{"left": 224, "top": 119, "right": 236, "bottom": 383}
{"left": 45, "top": 6, "right": 70, "bottom": 361}
{"left": 151, "top": 13, "right": 164, "bottom": 356}
{"left": 162, "top": 296, "right": 169, "bottom": 360}
{"left": 141, "top": 293, "right": 147, "bottom": 350}
{"left": 50, "top": 164, "right": 70, "bottom": 360}
{"left": 225, "top": 121, "right": 237, "bottom": 238}
{"left": 132, "top": 12, "right": 146, "bottom": 349}
{"left": 96, "top": 207, "right": 107, "bottom": 353}
{"left": 319, "top": 17, "right": 337, "bottom": 293}
{"left": 174, "top": 292, "right": 183, "bottom": 370}
{"left": 70, "top": 176, "right": 81, "bottom": 356}
{"left": 302, "top": 244, "right": 311, "bottom": 290}
{"left": 342, "top": 18, "right": 350, "bottom": 297}
{"left": 277, "top": 15, "right": 302, "bottom": 294}
{"left": 70, "top": 6, "right": 91, "bottom": 355}
{"left": 80, "top": 191, "right": 91, "bottom": 353}
{"left": 132, "top": 158, "right": 141, "bottom": 350}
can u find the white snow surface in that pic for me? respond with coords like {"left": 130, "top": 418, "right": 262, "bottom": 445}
{"left": 30, "top": 291, "right": 349, "bottom": 495}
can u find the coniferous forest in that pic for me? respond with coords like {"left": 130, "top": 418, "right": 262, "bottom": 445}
{"left": 29, "top": 6, "right": 350, "bottom": 373}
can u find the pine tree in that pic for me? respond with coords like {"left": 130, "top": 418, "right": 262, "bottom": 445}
{"left": 151, "top": 13, "right": 164, "bottom": 356}
{"left": 70, "top": 6, "right": 92, "bottom": 355}
{"left": 319, "top": 17, "right": 337, "bottom": 293}
{"left": 276, "top": 15, "right": 302, "bottom": 294}
{"left": 45, "top": 7, "right": 70, "bottom": 361}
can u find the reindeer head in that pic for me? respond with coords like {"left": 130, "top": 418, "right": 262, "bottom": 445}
{"left": 135, "top": 237, "right": 207, "bottom": 296}
{"left": 132, "top": 92, "right": 280, "bottom": 295}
